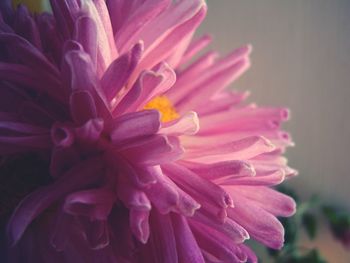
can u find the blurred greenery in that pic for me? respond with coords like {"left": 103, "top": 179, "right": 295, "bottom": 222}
{"left": 259, "top": 185, "right": 350, "bottom": 263}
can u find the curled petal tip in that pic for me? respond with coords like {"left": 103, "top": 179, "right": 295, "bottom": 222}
{"left": 240, "top": 162, "right": 256, "bottom": 177}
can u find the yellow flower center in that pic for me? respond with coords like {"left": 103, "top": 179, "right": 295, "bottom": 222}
{"left": 12, "top": 0, "right": 47, "bottom": 12}
{"left": 144, "top": 96, "right": 179, "bottom": 122}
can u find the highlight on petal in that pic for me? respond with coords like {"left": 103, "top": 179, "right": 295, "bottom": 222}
{"left": 160, "top": 111, "right": 199, "bottom": 136}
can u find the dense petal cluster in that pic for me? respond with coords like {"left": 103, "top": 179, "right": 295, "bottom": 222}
{"left": 0, "top": 0, "right": 296, "bottom": 262}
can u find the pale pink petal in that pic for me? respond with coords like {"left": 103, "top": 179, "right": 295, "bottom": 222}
{"left": 178, "top": 34, "right": 212, "bottom": 66}
{"left": 228, "top": 186, "right": 296, "bottom": 217}
{"left": 227, "top": 195, "right": 285, "bottom": 249}
{"left": 219, "top": 169, "right": 285, "bottom": 186}
{"left": 166, "top": 51, "right": 218, "bottom": 103}
{"left": 133, "top": 4, "right": 207, "bottom": 80}
{"left": 160, "top": 111, "right": 199, "bottom": 136}
{"left": 176, "top": 58, "right": 250, "bottom": 113}
{"left": 181, "top": 160, "right": 255, "bottom": 180}
{"left": 184, "top": 136, "right": 276, "bottom": 162}
{"left": 126, "top": 62, "right": 176, "bottom": 112}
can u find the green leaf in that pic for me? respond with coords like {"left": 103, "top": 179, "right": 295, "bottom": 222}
{"left": 302, "top": 213, "right": 317, "bottom": 240}
{"left": 298, "top": 249, "right": 328, "bottom": 263}
{"left": 323, "top": 205, "right": 350, "bottom": 246}
{"left": 281, "top": 217, "right": 299, "bottom": 245}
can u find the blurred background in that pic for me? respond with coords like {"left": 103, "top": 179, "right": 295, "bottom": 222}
{"left": 198, "top": 0, "right": 350, "bottom": 262}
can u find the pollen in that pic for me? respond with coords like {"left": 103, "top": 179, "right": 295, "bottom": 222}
{"left": 144, "top": 96, "right": 179, "bottom": 122}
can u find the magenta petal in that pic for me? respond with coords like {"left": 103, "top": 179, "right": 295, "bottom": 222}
{"left": 6, "top": 157, "right": 104, "bottom": 245}
{"left": 74, "top": 118, "right": 104, "bottom": 144}
{"left": 129, "top": 209, "right": 150, "bottom": 244}
{"left": 50, "top": 0, "right": 79, "bottom": 39}
{"left": 0, "top": 63, "right": 62, "bottom": 101}
{"left": 239, "top": 245, "right": 258, "bottom": 263}
{"left": 192, "top": 211, "right": 249, "bottom": 244}
{"left": 164, "top": 163, "right": 233, "bottom": 209}
{"left": 146, "top": 211, "right": 178, "bottom": 263}
{"left": 50, "top": 212, "right": 72, "bottom": 252}
{"left": 50, "top": 146, "right": 80, "bottom": 178}
{"left": 13, "top": 4, "right": 42, "bottom": 48}
{"left": 64, "top": 189, "right": 116, "bottom": 220}
{"left": 74, "top": 16, "right": 98, "bottom": 68}
{"left": 0, "top": 121, "right": 48, "bottom": 135}
{"left": 121, "top": 135, "right": 183, "bottom": 166}
{"left": 51, "top": 122, "right": 74, "bottom": 148}
{"left": 141, "top": 166, "right": 199, "bottom": 216}
{"left": 110, "top": 110, "right": 160, "bottom": 144}
{"left": 78, "top": 218, "right": 110, "bottom": 250}
{"left": 144, "top": 167, "right": 179, "bottom": 214}
{"left": 101, "top": 42, "right": 142, "bottom": 103}
{"left": 117, "top": 180, "right": 151, "bottom": 211}
{"left": 109, "top": 153, "right": 157, "bottom": 188}
{"left": 0, "top": 33, "right": 59, "bottom": 77}
{"left": 227, "top": 194, "right": 285, "bottom": 249}
{"left": 191, "top": 222, "right": 248, "bottom": 263}
{"left": 63, "top": 49, "right": 97, "bottom": 93}
{"left": 172, "top": 213, "right": 205, "bottom": 263}
{"left": 0, "top": 134, "right": 52, "bottom": 154}
{"left": 70, "top": 90, "right": 98, "bottom": 125}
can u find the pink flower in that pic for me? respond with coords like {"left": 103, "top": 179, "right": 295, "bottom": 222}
{"left": 0, "top": 0, "right": 296, "bottom": 262}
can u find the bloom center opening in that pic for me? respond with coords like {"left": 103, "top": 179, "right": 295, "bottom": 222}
{"left": 144, "top": 96, "right": 179, "bottom": 122}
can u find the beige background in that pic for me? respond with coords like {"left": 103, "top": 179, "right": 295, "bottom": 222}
{"left": 198, "top": 0, "right": 350, "bottom": 262}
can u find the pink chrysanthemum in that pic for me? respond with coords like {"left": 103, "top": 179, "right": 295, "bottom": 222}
{"left": 0, "top": 0, "right": 297, "bottom": 262}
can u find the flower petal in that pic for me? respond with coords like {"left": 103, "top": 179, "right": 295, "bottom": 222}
{"left": 64, "top": 188, "right": 116, "bottom": 220}
{"left": 6, "top": 157, "right": 104, "bottom": 245}
{"left": 160, "top": 111, "right": 199, "bottom": 136}
{"left": 110, "top": 110, "right": 160, "bottom": 145}
{"left": 227, "top": 194, "right": 285, "bottom": 249}
{"left": 172, "top": 214, "right": 205, "bottom": 263}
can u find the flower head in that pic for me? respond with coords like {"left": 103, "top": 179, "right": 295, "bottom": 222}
{"left": 0, "top": 0, "right": 296, "bottom": 262}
